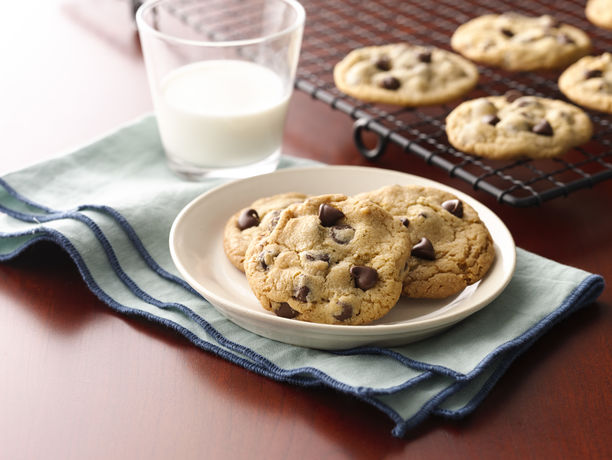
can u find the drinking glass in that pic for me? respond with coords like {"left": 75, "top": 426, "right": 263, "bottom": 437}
{"left": 136, "top": 0, "right": 305, "bottom": 179}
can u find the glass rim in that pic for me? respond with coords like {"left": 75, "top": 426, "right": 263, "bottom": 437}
{"left": 136, "top": 0, "right": 306, "bottom": 48}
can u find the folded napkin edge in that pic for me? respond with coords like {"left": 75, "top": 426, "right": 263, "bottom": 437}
{"left": 390, "top": 273, "right": 604, "bottom": 437}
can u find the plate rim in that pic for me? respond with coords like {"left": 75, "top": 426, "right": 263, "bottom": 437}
{"left": 169, "top": 165, "right": 516, "bottom": 338}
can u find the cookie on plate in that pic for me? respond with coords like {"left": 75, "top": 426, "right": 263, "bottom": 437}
{"left": 333, "top": 43, "right": 479, "bottom": 106}
{"left": 450, "top": 13, "right": 591, "bottom": 71}
{"left": 355, "top": 185, "right": 495, "bottom": 299}
{"left": 586, "top": 0, "right": 612, "bottom": 30}
{"left": 445, "top": 93, "right": 593, "bottom": 159}
{"left": 559, "top": 53, "right": 612, "bottom": 113}
{"left": 223, "top": 192, "right": 308, "bottom": 272}
{"left": 243, "top": 194, "right": 411, "bottom": 325}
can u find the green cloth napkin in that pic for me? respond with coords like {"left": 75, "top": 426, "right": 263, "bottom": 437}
{"left": 0, "top": 116, "right": 604, "bottom": 436}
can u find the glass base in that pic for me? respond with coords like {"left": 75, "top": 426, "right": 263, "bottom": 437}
{"left": 166, "top": 150, "right": 281, "bottom": 181}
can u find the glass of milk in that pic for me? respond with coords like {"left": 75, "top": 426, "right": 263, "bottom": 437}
{"left": 136, "top": 0, "right": 305, "bottom": 179}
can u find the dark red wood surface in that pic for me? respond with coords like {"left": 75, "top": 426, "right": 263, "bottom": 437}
{"left": 1, "top": 2, "right": 610, "bottom": 459}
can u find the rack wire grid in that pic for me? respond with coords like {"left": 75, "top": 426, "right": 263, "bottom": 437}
{"left": 295, "top": 0, "right": 612, "bottom": 206}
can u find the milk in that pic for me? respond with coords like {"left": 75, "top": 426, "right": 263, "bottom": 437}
{"left": 156, "top": 60, "right": 290, "bottom": 168}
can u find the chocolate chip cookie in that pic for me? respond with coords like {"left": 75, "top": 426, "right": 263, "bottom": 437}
{"left": 243, "top": 194, "right": 411, "bottom": 325}
{"left": 559, "top": 53, "right": 612, "bottom": 113}
{"left": 333, "top": 43, "right": 479, "bottom": 106}
{"left": 223, "top": 192, "right": 307, "bottom": 271}
{"left": 356, "top": 185, "right": 495, "bottom": 298}
{"left": 451, "top": 13, "right": 591, "bottom": 71}
{"left": 445, "top": 93, "right": 593, "bottom": 159}
{"left": 586, "top": 0, "right": 612, "bottom": 30}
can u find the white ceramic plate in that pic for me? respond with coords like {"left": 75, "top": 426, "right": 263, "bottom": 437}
{"left": 169, "top": 166, "right": 516, "bottom": 350}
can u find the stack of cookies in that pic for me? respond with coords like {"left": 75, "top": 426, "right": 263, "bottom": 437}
{"left": 333, "top": 10, "right": 612, "bottom": 161}
{"left": 223, "top": 185, "right": 495, "bottom": 325}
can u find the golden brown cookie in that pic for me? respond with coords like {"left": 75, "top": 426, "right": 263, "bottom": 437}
{"left": 333, "top": 43, "right": 478, "bottom": 106}
{"left": 451, "top": 13, "right": 591, "bottom": 71}
{"left": 586, "top": 0, "right": 612, "bottom": 30}
{"left": 445, "top": 93, "right": 593, "bottom": 159}
{"left": 355, "top": 185, "right": 495, "bottom": 298}
{"left": 243, "top": 194, "right": 411, "bottom": 325}
{"left": 559, "top": 53, "right": 612, "bottom": 113}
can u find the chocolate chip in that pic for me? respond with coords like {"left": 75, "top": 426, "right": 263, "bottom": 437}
{"left": 331, "top": 224, "right": 355, "bottom": 244}
{"left": 305, "top": 252, "right": 330, "bottom": 263}
{"left": 237, "top": 208, "right": 259, "bottom": 230}
{"left": 257, "top": 251, "right": 270, "bottom": 270}
{"left": 275, "top": 302, "right": 299, "bottom": 319}
{"left": 375, "top": 56, "right": 391, "bottom": 71}
{"left": 400, "top": 217, "right": 410, "bottom": 228}
{"left": 258, "top": 256, "right": 267, "bottom": 270}
{"left": 333, "top": 303, "right": 353, "bottom": 321}
{"left": 504, "top": 90, "right": 523, "bottom": 102}
{"left": 501, "top": 28, "right": 514, "bottom": 37}
{"left": 293, "top": 285, "right": 310, "bottom": 303}
{"left": 481, "top": 114, "right": 500, "bottom": 126}
{"left": 268, "top": 210, "right": 281, "bottom": 229}
{"left": 532, "top": 119, "right": 553, "bottom": 136}
{"left": 319, "top": 203, "right": 344, "bottom": 227}
{"left": 417, "top": 51, "right": 432, "bottom": 63}
{"left": 257, "top": 248, "right": 279, "bottom": 271}
{"left": 442, "top": 199, "right": 463, "bottom": 218}
{"left": 380, "top": 76, "right": 401, "bottom": 90}
{"left": 419, "top": 212, "right": 428, "bottom": 218}
{"left": 350, "top": 266, "right": 378, "bottom": 290}
{"left": 585, "top": 69, "right": 603, "bottom": 79}
{"left": 411, "top": 237, "right": 435, "bottom": 260}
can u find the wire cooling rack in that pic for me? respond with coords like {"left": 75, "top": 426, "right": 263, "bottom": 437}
{"left": 295, "top": 0, "right": 612, "bottom": 206}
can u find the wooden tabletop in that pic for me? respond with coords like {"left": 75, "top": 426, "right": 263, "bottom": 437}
{"left": 1, "top": 2, "right": 610, "bottom": 459}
